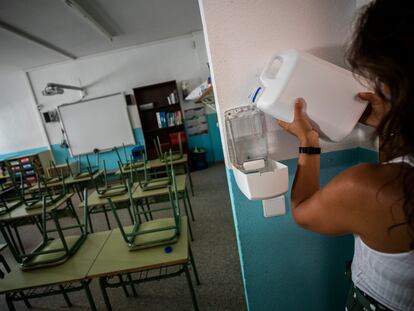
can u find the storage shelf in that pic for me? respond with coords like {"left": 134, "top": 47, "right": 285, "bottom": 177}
{"left": 139, "top": 104, "right": 180, "bottom": 112}
{"left": 144, "top": 124, "right": 184, "bottom": 133}
{"left": 134, "top": 80, "right": 188, "bottom": 160}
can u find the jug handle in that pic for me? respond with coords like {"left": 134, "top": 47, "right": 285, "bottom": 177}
{"left": 260, "top": 54, "right": 283, "bottom": 87}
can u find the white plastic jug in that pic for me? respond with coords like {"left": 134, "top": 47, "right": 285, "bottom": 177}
{"left": 251, "top": 49, "right": 367, "bottom": 142}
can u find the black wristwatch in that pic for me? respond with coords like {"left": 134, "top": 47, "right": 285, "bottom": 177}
{"left": 299, "top": 147, "right": 321, "bottom": 154}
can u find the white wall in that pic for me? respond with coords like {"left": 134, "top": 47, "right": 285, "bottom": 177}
{"left": 0, "top": 71, "right": 47, "bottom": 154}
{"left": 199, "top": 0, "right": 376, "bottom": 167}
{"left": 357, "top": 0, "right": 373, "bottom": 9}
{"left": 27, "top": 31, "right": 209, "bottom": 145}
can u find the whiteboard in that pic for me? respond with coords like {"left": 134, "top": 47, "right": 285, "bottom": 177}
{"left": 58, "top": 93, "right": 135, "bottom": 156}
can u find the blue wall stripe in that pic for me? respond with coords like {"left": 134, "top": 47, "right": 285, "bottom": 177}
{"left": 1, "top": 121, "right": 224, "bottom": 169}
{"left": 51, "top": 128, "right": 146, "bottom": 170}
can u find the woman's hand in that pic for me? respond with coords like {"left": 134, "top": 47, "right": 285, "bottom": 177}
{"left": 277, "top": 98, "right": 319, "bottom": 146}
{"left": 358, "top": 92, "right": 390, "bottom": 128}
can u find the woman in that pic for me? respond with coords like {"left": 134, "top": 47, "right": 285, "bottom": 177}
{"left": 277, "top": 1, "right": 414, "bottom": 310}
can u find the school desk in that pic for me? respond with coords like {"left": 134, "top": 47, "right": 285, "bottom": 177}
{"left": 87, "top": 217, "right": 200, "bottom": 311}
{"left": 0, "top": 230, "right": 111, "bottom": 311}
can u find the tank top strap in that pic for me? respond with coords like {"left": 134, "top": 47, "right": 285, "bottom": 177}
{"left": 385, "top": 155, "right": 414, "bottom": 166}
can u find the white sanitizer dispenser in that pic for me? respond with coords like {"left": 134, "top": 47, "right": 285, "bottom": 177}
{"left": 251, "top": 49, "right": 367, "bottom": 142}
{"left": 225, "top": 106, "right": 288, "bottom": 206}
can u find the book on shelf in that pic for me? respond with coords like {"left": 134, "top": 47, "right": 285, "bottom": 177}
{"left": 155, "top": 111, "right": 183, "bottom": 129}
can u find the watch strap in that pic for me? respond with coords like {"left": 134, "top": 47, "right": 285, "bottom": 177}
{"left": 299, "top": 147, "right": 321, "bottom": 154}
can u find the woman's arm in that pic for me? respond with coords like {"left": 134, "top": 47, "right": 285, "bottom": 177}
{"left": 278, "top": 99, "right": 321, "bottom": 208}
{"left": 278, "top": 98, "right": 368, "bottom": 235}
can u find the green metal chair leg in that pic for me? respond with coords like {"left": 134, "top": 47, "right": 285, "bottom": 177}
{"left": 0, "top": 254, "right": 10, "bottom": 273}
{"left": 102, "top": 205, "right": 111, "bottom": 230}
{"left": 145, "top": 198, "right": 153, "bottom": 220}
{"left": 21, "top": 292, "right": 31, "bottom": 309}
{"left": 83, "top": 280, "right": 97, "bottom": 311}
{"left": 127, "top": 273, "right": 138, "bottom": 296}
{"left": 189, "top": 244, "right": 200, "bottom": 285}
{"left": 6, "top": 293, "right": 16, "bottom": 311}
{"left": 181, "top": 194, "right": 194, "bottom": 241}
{"left": 99, "top": 277, "right": 113, "bottom": 311}
{"left": 185, "top": 162, "right": 194, "bottom": 196}
{"left": 13, "top": 225, "right": 25, "bottom": 254}
{"left": 185, "top": 187, "right": 196, "bottom": 221}
{"left": 88, "top": 209, "right": 95, "bottom": 233}
{"left": 184, "top": 264, "right": 199, "bottom": 311}
{"left": 58, "top": 285, "right": 72, "bottom": 307}
{"left": 118, "top": 275, "right": 130, "bottom": 297}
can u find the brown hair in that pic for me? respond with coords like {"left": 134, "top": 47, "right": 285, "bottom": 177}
{"left": 346, "top": 0, "right": 414, "bottom": 248}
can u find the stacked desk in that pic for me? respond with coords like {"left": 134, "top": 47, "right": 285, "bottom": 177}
{"left": 0, "top": 217, "right": 199, "bottom": 311}
{"left": 0, "top": 193, "right": 75, "bottom": 255}
{"left": 28, "top": 171, "right": 102, "bottom": 201}
{"left": 81, "top": 175, "right": 195, "bottom": 240}
{"left": 115, "top": 154, "right": 194, "bottom": 196}
{"left": 0, "top": 231, "right": 111, "bottom": 310}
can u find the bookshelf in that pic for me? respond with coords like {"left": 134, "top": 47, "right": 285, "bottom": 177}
{"left": 134, "top": 81, "right": 188, "bottom": 159}
{"left": 5, "top": 150, "right": 52, "bottom": 186}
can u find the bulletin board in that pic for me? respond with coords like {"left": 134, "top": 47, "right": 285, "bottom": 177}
{"left": 58, "top": 93, "right": 135, "bottom": 156}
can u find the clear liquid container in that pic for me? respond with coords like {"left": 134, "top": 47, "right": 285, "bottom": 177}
{"left": 225, "top": 106, "right": 268, "bottom": 172}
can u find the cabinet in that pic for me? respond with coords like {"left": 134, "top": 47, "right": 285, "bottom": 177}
{"left": 6, "top": 150, "right": 52, "bottom": 185}
{"left": 134, "top": 81, "right": 188, "bottom": 159}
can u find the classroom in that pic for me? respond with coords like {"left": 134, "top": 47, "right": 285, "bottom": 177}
{"left": 2, "top": 0, "right": 409, "bottom": 311}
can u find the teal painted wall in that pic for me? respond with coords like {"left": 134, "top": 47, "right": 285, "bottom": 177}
{"left": 0, "top": 121, "right": 225, "bottom": 170}
{"left": 227, "top": 148, "right": 378, "bottom": 311}
{"left": 187, "top": 113, "right": 224, "bottom": 163}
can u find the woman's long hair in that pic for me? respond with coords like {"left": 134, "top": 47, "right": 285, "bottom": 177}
{"left": 346, "top": 0, "right": 414, "bottom": 248}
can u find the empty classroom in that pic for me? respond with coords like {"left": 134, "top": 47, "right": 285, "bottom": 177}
{"left": 0, "top": 1, "right": 397, "bottom": 311}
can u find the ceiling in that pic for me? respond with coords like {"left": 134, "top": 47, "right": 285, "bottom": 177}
{"left": 0, "top": 0, "right": 203, "bottom": 73}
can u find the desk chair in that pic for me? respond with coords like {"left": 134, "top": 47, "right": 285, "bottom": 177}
{"left": 23, "top": 171, "right": 67, "bottom": 211}
{"left": 94, "top": 160, "right": 128, "bottom": 198}
{"left": 2, "top": 190, "right": 89, "bottom": 270}
{"left": 114, "top": 144, "right": 146, "bottom": 171}
{"left": 136, "top": 158, "right": 171, "bottom": 191}
{"left": 107, "top": 163, "right": 181, "bottom": 250}
{"left": 0, "top": 243, "right": 33, "bottom": 309}
{"left": 43, "top": 161, "right": 65, "bottom": 184}
{"left": 153, "top": 135, "right": 183, "bottom": 163}
{"left": 66, "top": 155, "right": 98, "bottom": 180}
{"left": 0, "top": 196, "right": 21, "bottom": 216}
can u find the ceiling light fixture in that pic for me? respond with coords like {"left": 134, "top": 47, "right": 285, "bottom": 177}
{"left": 64, "top": 0, "right": 113, "bottom": 41}
{"left": 0, "top": 20, "right": 76, "bottom": 59}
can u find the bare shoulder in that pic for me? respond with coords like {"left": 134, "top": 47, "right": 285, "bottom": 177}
{"left": 335, "top": 162, "right": 404, "bottom": 195}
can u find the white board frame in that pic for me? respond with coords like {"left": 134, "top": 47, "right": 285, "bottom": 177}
{"left": 57, "top": 92, "right": 135, "bottom": 156}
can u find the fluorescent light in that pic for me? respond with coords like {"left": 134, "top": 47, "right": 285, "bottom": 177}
{"left": 0, "top": 20, "right": 76, "bottom": 59}
{"left": 65, "top": 0, "right": 113, "bottom": 41}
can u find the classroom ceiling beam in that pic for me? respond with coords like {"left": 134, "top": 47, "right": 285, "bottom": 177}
{"left": 64, "top": 0, "right": 113, "bottom": 42}
{"left": 0, "top": 20, "right": 77, "bottom": 60}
